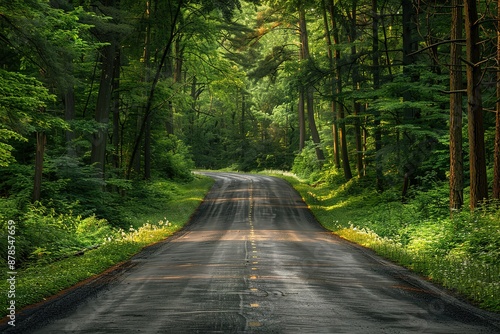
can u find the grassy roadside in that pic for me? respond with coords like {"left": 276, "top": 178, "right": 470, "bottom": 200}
{"left": 265, "top": 171, "right": 500, "bottom": 313}
{"left": 0, "top": 175, "right": 214, "bottom": 318}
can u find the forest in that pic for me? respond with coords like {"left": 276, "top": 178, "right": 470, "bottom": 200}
{"left": 1, "top": 0, "right": 499, "bottom": 313}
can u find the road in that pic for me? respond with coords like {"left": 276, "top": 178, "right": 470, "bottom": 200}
{"left": 4, "top": 172, "right": 500, "bottom": 333}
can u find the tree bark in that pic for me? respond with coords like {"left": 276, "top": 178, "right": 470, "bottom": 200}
{"left": 493, "top": 0, "right": 500, "bottom": 200}
{"left": 298, "top": 87, "right": 306, "bottom": 152}
{"left": 329, "top": 1, "right": 352, "bottom": 180}
{"left": 91, "top": 42, "right": 116, "bottom": 179}
{"left": 64, "top": 87, "right": 76, "bottom": 157}
{"left": 143, "top": 0, "right": 153, "bottom": 180}
{"left": 112, "top": 49, "right": 121, "bottom": 171}
{"left": 372, "top": 0, "right": 383, "bottom": 191}
{"left": 299, "top": 5, "right": 325, "bottom": 162}
{"left": 349, "top": 0, "right": 363, "bottom": 178}
{"left": 402, "top": 0, "right": 417, "bottom": 69}
{"left": 33, "top": 130, "right": 46, "bottom": 202}
{"left": 400, "top": 0, "right": 419, "bottom": 201}
{"left": 464, "top": 0, "right": 488, "bottom": 208}
{"left": 449, "top": 0, "right": 464, "bottom": 211}
{"left": 322, "top": 0, "right": 340, "bottom": 168}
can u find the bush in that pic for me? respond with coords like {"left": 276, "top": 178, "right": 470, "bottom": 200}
{"left": 153, "top": 135, "right": 194, "bottom": 181}
{"left": 0, "top": 204, "right": 117, "bottom": 266}
{"left": 291, "top": 141, "right": 323, "bottom": 181}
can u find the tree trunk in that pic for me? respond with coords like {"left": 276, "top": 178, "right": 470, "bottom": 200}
{"left": 306, "top": 87, "right": 325, "bottom": 162}
{"left": 126, "top": 0, "right": 183, "bottom": 179}
{"left": 142, "top": 0, "right": 153, "bottom": 180}
{"left": 402, "top": 0, "right": 417, "bottom": 68}
{"left": 464, "top": 0, "right": 488, "bottom": 208}
{"left": 241, "top": 91, "right": 247, "bottom": 156}
{"left": 449, "top": 0, "right": 464, "bottom": 211}
{"left": 112, "top": 49, "right": 121, "bottom": 171}
{"left": 64, "top": 87, "right": 76, "bottom": 157}
{"left": 329, "top": 1, "right": 352, "bottom": 180}
{"left": 401, "top": 0, "right": 418, "bottom": 201}
{"left": 322, "top": 0, "right": 340, "bottom": 168}
{"left": 349, "top": 0, "right": 363, "bottom": 177}
{"left": 299, "top": 5, "right": 325, "bottom": 162}
{"left": 91, "top": 42, "right": 116, "bottom": 179}
{"left": 143, "top": 115, "right": 152, "bottom": 179}
{"left": 372, "top": 0, "right": 383, "bottom": 191}
{"left": 298, "top": 87, "right": 306, "bottom": 152}
{"left": 493, "top": 0, "right": 500, "bottom": 200}
{"left": 33, "top": 130, "right": 46, "bottom": 202}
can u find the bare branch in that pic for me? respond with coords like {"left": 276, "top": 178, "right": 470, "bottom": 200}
{"left": 440, "top": 89, "right": 467, "bottom": 94}
{"left": 408, "top": 39, "right": 466, "bottom": 57}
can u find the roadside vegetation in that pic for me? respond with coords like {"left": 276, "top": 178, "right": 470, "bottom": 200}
{"left": 267, "top": 170, "right": 500, "bottom": 313}
{"left": 0, "top": 174, "right": 214, "bottom": 318}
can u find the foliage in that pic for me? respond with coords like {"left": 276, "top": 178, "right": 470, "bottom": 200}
{"left": 152, "top": 136, "right": 195, "bottom": 181}
{"left": 0, "top": 70, "right": 55, "bottom": 166}
{"left": 291, "top": 141, "right": 324, "bottom": 181}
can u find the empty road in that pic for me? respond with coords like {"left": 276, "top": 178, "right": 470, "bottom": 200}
{"left": 5, "top": 172, "right": 500, "bottom": 333}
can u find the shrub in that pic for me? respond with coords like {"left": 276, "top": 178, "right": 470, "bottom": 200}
{"left": 291, "top": 141, "right": 323, "bottom": 181}
{"left": 153, "top": 135, "right": 194, "bottom": 181}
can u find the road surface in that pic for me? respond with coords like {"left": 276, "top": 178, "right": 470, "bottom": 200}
{"left": 4, "top": 172, "right": 500, "bottom": 333}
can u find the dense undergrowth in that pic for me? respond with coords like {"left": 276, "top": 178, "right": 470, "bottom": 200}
{"left": 0, "top": 174, "right": 214, "bottom": 318}
{"left": 267, "top": 169, "right": 500, "bottom": 312}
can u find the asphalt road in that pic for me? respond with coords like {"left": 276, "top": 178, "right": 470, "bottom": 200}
{"left": 4, "top": 172, "right": 500, "bottom": 333}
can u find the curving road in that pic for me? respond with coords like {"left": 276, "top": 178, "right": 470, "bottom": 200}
{"left": 5, "top": 172, "right": 500, "bottom": 333}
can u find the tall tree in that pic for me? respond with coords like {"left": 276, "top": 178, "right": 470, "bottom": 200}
{"left": 464, "top": 0, "right": 488, "bottom": 208}
{"left": 329, "top": 0, "right": 352, "bottom": 180}
{"left": 321, "top": 0, "right": 340, "bottom": 169}
{"left": 371, "top": 0, "right": 383, "bottom": 191}
{"left": 91, "top": 41, "right": 117, "bottom": 179}
{"left": 298, "top": 4, "right": 325, "bottom": 163}
{"left": 0, "top": 71, "right": 54, "bottom": 201}
{"left": 494, "top": 0, "right": 500, "bottom": 200}
{"left": 126, "top": 0, "right": 184, "bottom": 179}
{"left": 347, "top": 0, "right": 364, "bottom": 177}
{"left": 1, "top": 0, "right": 89, "bottom": 200}
{"left": 449, "top": 0, "right": 464, "bottom": 211}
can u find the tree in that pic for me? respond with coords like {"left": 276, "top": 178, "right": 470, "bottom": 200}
{"left": 449, "top": 0, "right": 464, "bottom": 211}
{"left": 298, "top": 4, "right": 325, "bottom": 163}
{"left": 494, "top": 0, "right": 500, "bottom": 200}
{"left": 1, "top": 0, "right": 89, "bottom": 201}
{"left": 371, "top": 0, "right": 383, "bottom": 191}
{"left": 328, "top": 0, "right": 352, "bottom": 180}
{"left": 321, "top": 0, "right": 340, "bottom": 169}
{"left": 126, "top": 0, "right": 184, "bottom": 179}
{"left": 348, "top": 0, "right": 364, "bottom": 178}
{"left": 464, "top": 0, "right": 488, "bottom": 208}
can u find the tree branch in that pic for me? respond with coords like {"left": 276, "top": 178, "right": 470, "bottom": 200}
{"left": 407, "top": 39, "right": 466, "bottom": 57}
{"left": 440, "top": 89, "right": 467, "bottom": 94}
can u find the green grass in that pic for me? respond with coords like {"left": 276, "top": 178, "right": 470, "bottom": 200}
{"left": 0, "top": 175, "right": 214, "bottom": 318}
{"left": 266, "top": 170, "right": 500, "bottom": 313}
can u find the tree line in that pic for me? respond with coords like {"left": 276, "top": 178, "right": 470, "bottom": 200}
{"left": 1, "top": 0, "right": 500, "bottom": 217}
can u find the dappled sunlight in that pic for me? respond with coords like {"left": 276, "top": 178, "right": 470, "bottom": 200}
{"left": 323, "top": 200, "right": 351, "bottom": 212}
{"left": 171, "top": 230, "right": 336, "bottom": 242}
